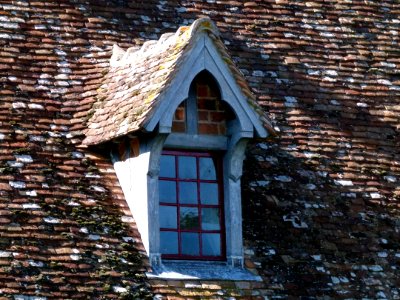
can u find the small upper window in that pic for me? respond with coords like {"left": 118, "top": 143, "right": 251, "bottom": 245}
{"left": 159, "top": 150, "right": 225, "bottom": 260}
{"left": 171, "top": 70, "right": 235, "bottom": 135}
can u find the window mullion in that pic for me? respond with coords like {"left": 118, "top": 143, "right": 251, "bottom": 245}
{"left": 186, "top": 85, "right": 198, "bottom": 134}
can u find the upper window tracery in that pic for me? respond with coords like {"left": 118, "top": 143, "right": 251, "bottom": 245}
{"left": 172, "top": 71, "right": 235, "bottom": 136}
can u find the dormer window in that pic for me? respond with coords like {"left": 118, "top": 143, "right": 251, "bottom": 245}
{"left": 157, "top": 71, "right": 232, "bottom": 261}
{"left": 83, "top": 18, "right": 274, "bottom": 271}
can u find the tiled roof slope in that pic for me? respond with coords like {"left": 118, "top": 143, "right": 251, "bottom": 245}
{"left": 83, "top": 18, "right": 274, "bottom": 145}
{"left": 0, "top": 0, "right": 400, "bottom": 299}
{"left": 0, "top": 1, "right": 156, "bottom": 298}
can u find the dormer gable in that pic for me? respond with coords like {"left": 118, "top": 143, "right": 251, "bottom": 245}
{"left": 83, "top": 18, "right": 274, "bottom": 146}
{"left": 82, "top": 18, "right": 275, "bottom": 276}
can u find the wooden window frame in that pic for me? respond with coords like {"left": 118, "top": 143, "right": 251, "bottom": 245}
{"left": 159, "top": 150, "right": 226, "bottom": 261}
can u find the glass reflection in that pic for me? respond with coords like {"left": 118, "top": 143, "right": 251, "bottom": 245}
{"left": 160, "top": 232, "right": 178, "bottom": 254}
{"left": 200, "top": 183, "right": 218, "bottom": 204}
{"left": 160, "top": 155, "right": 175, "bottom": 178}
{"left": 179, "top": 182, "right": 197, "bottom": 204}
{"left": 201, "top": 208, "right": 220, "bottom": 230}
{"left": 199, "top": 157, "right": 216, "bottom": 180}
{"left": 202, "top": 233, "right": 221, "bottom": 256}
{"left": 178, "top": 156, "right": 197, "bottom": 179}
{"left": 180, "top": 207, "right": 199, "bottom": 230}
{"left": 159, "top": 206, "right": 177, "bottom": 229}
{"left": 159, "top": 180, "right": 176, "bottom": 203}
{"left": 181, "top": 233, "right": 199, "bottom": 256}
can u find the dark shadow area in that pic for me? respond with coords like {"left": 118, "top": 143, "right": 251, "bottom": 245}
{"left": 184, "top": 1, "right": 400, "bottom": 298}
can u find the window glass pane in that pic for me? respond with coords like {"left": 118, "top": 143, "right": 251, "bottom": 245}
{"left": 199, "top": 157, "right": 216, "bottom": 180}
{"left": 181, "top": 233, "right": 199, "bottom": 256}
{"left": 160, "top": 155, "right": 175, "bottom": 178}
{"left": 159, "top": 206, "right": 177, "bottom": 229}
{"left": 180, "top": 207, "right": 199, "bottom": 230}
{"left": 201, "top": 208, "right": 220, "bottom": 230}
{"left": 179, "top": 182, "right": 197, "bottom": 204}
{"left": 178, "top": 156, "right": 197, "bottom": 179}
{"left": 159, "top": 181, "right": 176, "bottom": 203}
{"left": 160, "top": 232, "right": 178, "bottom": 254}
{"left": 202, "top": 233, "right": 221, "bottom": 256}
{"left": 200, "top": 183, "right": 218, "bottom": 205}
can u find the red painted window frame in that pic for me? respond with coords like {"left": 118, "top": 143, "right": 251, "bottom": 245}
{"left": 159, "top": 150, "right": 226, "bottom": 261}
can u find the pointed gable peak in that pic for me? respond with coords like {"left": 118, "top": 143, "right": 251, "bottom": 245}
{"left": 184, "top": 17, "right": 220, "bottom": 37}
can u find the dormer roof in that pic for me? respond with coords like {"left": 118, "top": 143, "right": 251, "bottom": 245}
{"left": 83, "top": 18, "right": 274, "bottom": 145}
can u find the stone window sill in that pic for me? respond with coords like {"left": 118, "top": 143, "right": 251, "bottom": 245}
{"left": 146, "top": 260, "right": 262, "bottom": 281}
